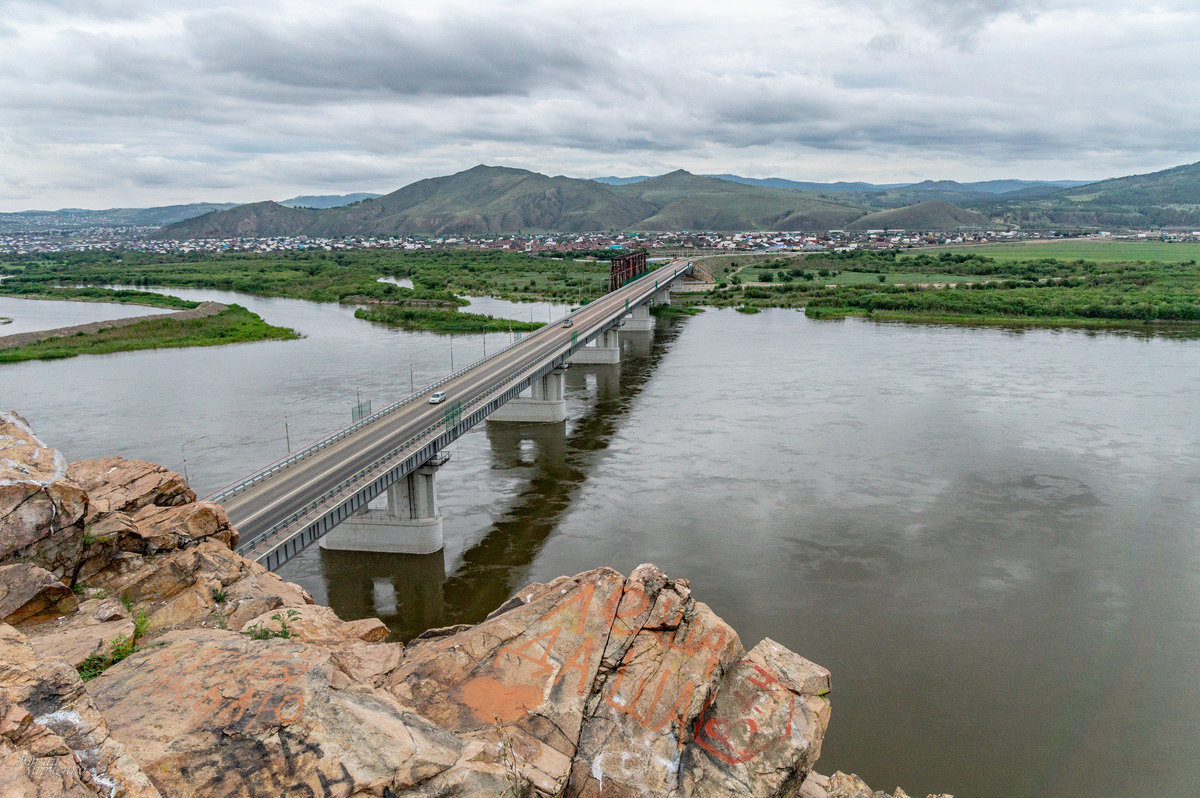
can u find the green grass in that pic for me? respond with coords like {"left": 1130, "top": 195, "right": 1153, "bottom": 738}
{"left": 649, "top": 304, "right": 703, "bottom": 316}
{"left": 78, "top": 609, "right": 149, "bottom": 681}
{"left": 0, "top": 249, "right": 614, "bottom": 307}
{"left": 910, "top": 240, "right": 1200, "bottom": 264}
{"left": 0, "top": 283, "right": 199, "bottom": 308}
{"left": 354, "top": 305, "right": 546, "bottom": 333}
{"left": 679, "top": 249, "right": 1200, "bottom": 328}
{"left": 0, "top": 305, "right": 298, "bottom": 363}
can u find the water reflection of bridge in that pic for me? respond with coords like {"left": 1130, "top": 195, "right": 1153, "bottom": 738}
{"left": 317, "top": 317, "right": 684, "bottom": 640}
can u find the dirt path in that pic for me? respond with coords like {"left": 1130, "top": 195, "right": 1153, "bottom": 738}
{"left": 0, "top": 301, "right": 227, "bottom": 350}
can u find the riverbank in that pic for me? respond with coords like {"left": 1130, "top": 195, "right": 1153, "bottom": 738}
{"left": 0, "top": 283, "right": 200, "bottom": 309}
{"left": 355, "top": 304, "right": 547, "bottom": 333}
{"left": 0, "top": 412, "right": 948, "bottom": 798}
{"left": 0, "top": 304, "right": 298, "bottom": 363}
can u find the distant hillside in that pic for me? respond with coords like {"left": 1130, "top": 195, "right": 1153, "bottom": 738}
{"left": 706, "top": 174, "right": 908, "bottom": 192}
{"left": 846, "top": 200, "right": 988, "bottom": 231}
{"left": 157, "top": 201, "right": 317, "bottom": 238}
{"left": 150, "top": 160, "right": 1200, "bottom": 238}
{"left": 975, "top": 160, "right": 1200, "bottom": 229}
{"left": 615, "top": 170, "right": 862, "bottom": 231}
{"left": 590, "top": 176, "right": 655, "bottom": 186}
{"left": 160, "top": 166, "right": 659, "bottom": 238}
{"left": 0, "top": 203, "right": 238, "bottom": 233}
{"left": 279, "top": 193, "right": 381, "bottom": 209}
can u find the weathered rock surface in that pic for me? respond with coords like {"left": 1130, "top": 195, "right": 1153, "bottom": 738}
{"left": 0, "top": 416, "right": 948, "bottom": 797}
{"left": 24, "top": 598, "right": 134, "bottom": 668}
{"left": 0, "top": 563, "right": 77, "bottom": 625}
{"left": 814, "top": 770, "right": 954, "bottom": 798}
{"left": 0, "top": 623, "right": 161, "bottom": 797}
{"left": 89, "top": 629, "right": 462, "bottom": 797}
{"left": 0, "top": 412, "right": 88, "bottom": 580}
{"left": 67, "top": 457, "right": 195, "bottom": 516}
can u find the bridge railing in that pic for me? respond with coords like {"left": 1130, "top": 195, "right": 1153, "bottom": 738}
{"left": 206, "top": 303, "right": 569, "bottom": 504}
{"left": 239, "top": 262, "right": 694, "bottom": 557}
{"left": 223, "top": 261, "right": 692, "bottom": 530}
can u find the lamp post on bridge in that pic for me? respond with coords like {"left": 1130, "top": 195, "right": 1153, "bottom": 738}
{"left": 181, "top": 434, "right": 207, "bottom": 486}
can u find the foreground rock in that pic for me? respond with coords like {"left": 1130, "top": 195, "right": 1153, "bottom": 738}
{"left": 0, "top": 413, "right": 948, "bottom": 797}
{"left": 0, "top": 412, "right": 87, "bottom": 580}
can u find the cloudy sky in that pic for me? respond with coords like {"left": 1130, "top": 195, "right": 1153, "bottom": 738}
{"left": 2, "top": 0, "right": 1199, "bottom": 210}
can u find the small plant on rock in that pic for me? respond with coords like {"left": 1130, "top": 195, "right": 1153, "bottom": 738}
{"left": 244, "top": 609, "right": 300, "bottom": 640}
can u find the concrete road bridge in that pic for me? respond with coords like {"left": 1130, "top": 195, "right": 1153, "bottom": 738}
{"left": 208, "top": 258, "right": 693, "bottom": 570}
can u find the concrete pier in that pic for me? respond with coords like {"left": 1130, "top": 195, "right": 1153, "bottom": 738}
{"left": 650, "top": 288, "right": 672, "bottom": 306}
{"left": 487, "top": 368, "right": 568, "bottom": 422}
{"left": 623, "top": 304, "right": 654, "bottom": 331}
{"left": 320, "top": 454, "right": 448, "bottom": 554}
{"left": 569, "top": 328, "right": 621, "bottom": 364}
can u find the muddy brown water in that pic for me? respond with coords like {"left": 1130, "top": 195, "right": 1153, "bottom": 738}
{"left": 6, "top": 288, "right": 1200, "bottom": 798}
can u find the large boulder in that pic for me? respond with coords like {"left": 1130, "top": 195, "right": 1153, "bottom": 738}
{"left": 0, "top": 563, "right": 77, "bottom": 625}
{"left": 0, "top": 412, "right": 88, "bottom": 580}
{"left": 67, "top": 457, "right": 194, "bottom": 516}
{"left": 89, "top": 629, "right": 461, "bottom": 797}
{"left": 0, "top": 623, "right": 160, "bottom": 797}
{"left": 387, "top": 564, "right": 829, "bottom": 797}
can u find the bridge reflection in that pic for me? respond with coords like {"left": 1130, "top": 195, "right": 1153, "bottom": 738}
{"left": 317, "top": 318, "right": 683, "bottom": 640}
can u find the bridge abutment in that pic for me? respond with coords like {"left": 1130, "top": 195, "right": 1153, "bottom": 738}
{"left": 487, "top": 368, "right": 568, "bottom": 423}
{"left": 569, "top": 328, "right": 621, "bottom": 364}
{"left": 319, "top": 455, "right": 448, "bottom": 554}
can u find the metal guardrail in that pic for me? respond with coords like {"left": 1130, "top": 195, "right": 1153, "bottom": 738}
{"left": 206, "top": 304, "right": 561, "bottom": 504}
{"left": 233, "top": 261, "right": 692, "bottom": 560}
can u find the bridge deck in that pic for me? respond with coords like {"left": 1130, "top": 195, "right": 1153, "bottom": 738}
{"left": 213, "top": 258, "right": 691, "bottom": 568}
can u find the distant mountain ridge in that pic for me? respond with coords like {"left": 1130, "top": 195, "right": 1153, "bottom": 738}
{"left": 279, "top": 193, "right": 381, "bottom": 209}
{"left": 0, "top": 203, "right": 240, "bottom": 233}
{"left": 12, "top": 160, "right": 1200, "bottom": 237}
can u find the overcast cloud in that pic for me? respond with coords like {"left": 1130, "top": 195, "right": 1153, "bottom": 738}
{"left": 1, "top": 0, "right": 1198, "bottom": 210}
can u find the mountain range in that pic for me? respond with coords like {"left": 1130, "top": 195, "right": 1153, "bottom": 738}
{"left": 0, "top": 193, "right": 375, "bottom": 233}
{"left": 8, "top": 161, "right": 1200, "bottom": 237}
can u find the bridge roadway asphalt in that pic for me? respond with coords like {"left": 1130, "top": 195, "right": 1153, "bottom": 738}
{"left": 216, "top": 259, "right": 689, "bottom": 545}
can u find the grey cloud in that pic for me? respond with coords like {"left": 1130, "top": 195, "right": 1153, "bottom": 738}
{"left": 184, "top": 8, "right": 605, "bottom": 98}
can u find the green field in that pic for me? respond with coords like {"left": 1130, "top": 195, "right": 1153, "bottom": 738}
{"left": 680, "top": 248, "right": 1200, "bottom": 328}
{"left": 909, "top": 239, "right": 1200, "bottom": 263}
{"left": 0, "top": 249, "right": 614, "bottom": 306}
{"left": 0, "top": 305, "right": 298, "bottom": 363}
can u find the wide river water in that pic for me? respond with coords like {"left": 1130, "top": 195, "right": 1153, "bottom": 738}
{"left": 4, "top": 288, "right": 1199, "bottom": 798}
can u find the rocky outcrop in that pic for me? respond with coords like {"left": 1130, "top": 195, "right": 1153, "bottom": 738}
{"left": 0, "top": 623, "right": 161, "bottom": 797}
{"left": 809, "top": 771, "right": 954, "bottom": 798}
{"left": 0, "top": 412, "right": 88, "bottom": 580}
{"left": 0, "top": 563, "right": 77, "bottom": 625}
{"left": 0, "top": 415, "right": 948, "bottom": 797}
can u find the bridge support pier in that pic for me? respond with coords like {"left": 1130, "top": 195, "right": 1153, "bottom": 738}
{"left": 487, "top": 368, "right": 568, "bottom": 423}
{"left": 319, "top": 456, "right": 447, "bottom": 554}
{"left": 569, "top": 328, "right": 621, "bottom": 364}
{"left": 650, "top": 288, "right": 672, "bottom": 306}
{"left": 622, "top": 303, "right": 654, "bottom": 331}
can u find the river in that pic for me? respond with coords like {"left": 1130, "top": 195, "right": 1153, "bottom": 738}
{"left": 4, "top": 288, "right": 1199, "bottom": 798}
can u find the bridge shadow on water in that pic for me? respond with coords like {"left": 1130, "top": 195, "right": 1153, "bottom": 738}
{"left": 318, "top": 316, "right": 688, "bottom": 640}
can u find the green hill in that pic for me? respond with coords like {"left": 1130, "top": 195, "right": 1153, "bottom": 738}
{"left": 616, "top": 170, "right": 863, "bottom": 231}
{"left": 152, "top": 160, "right": 1200, "bottom": 238}
{"left": 974, "top": 160, "right": 1200, "bottom": 229}
{"left": 846, "top": 200, "right": 988, "bottom": 231}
